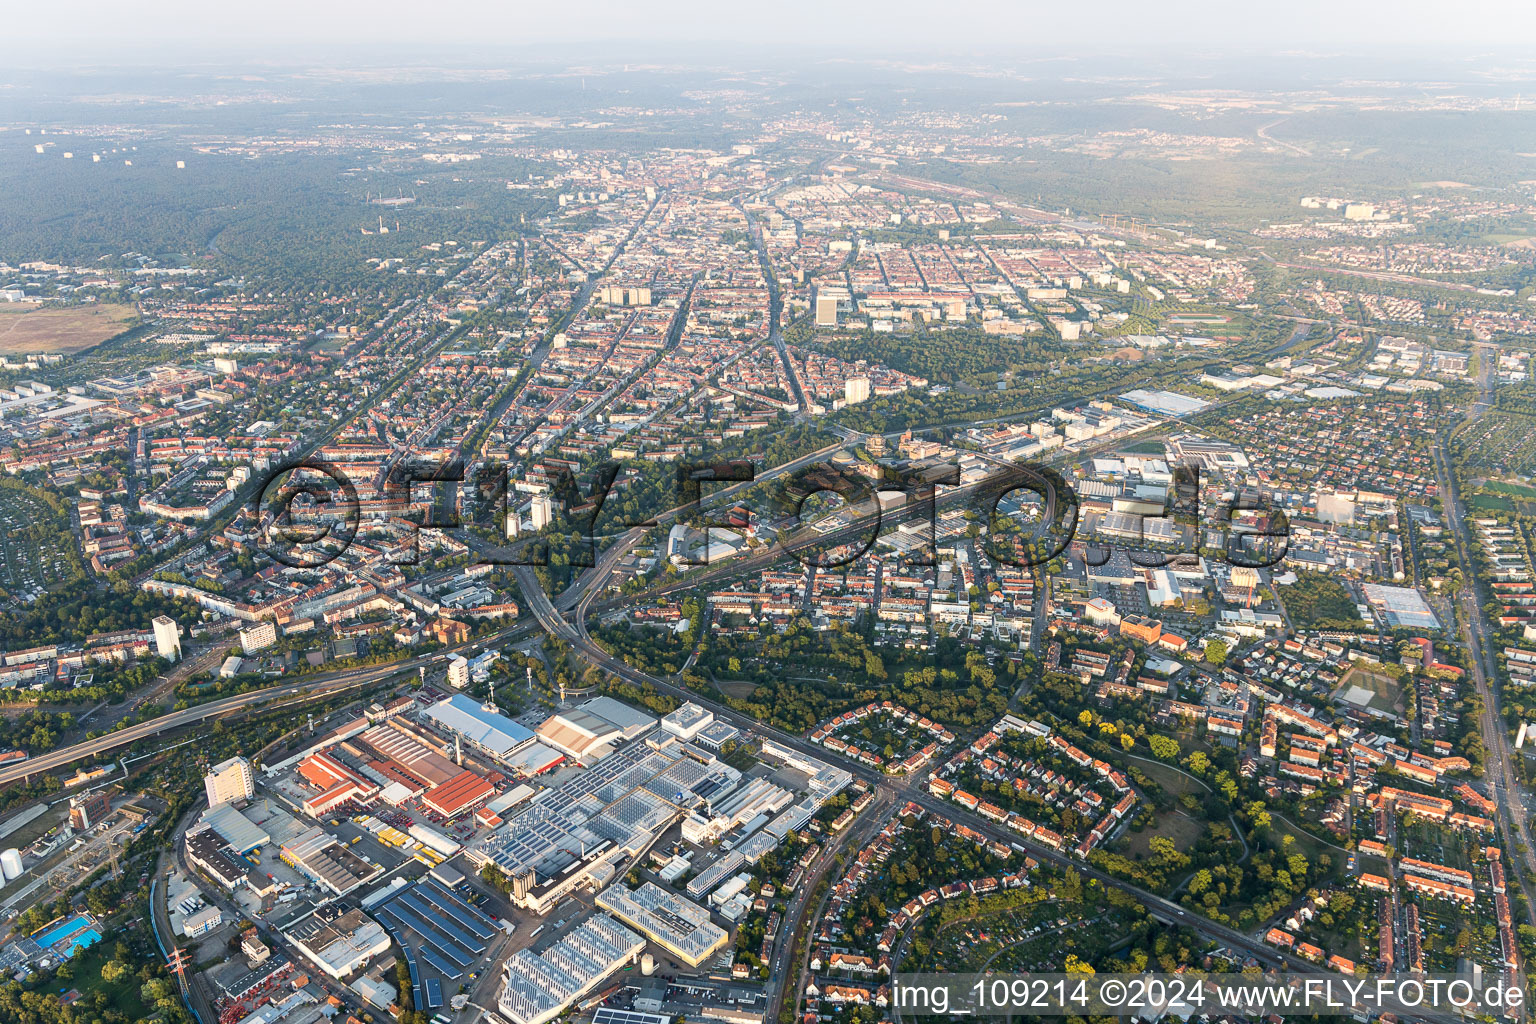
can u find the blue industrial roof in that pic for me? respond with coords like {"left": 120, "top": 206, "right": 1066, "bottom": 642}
{"left": 421, "top": 693, "right": 534, "bottom": 757}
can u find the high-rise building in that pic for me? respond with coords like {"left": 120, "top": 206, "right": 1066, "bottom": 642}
{"left": 447, "top": 654, "right": 471, "bottom": 690}
{"left": 1230, "top": 566, "right": 1262, "bottom": 591}
{"left": 531, "top": 494, "right": 554, "bottom": 531}
{"left": 844, "top": 376, "right": 871, "bottom": 405}
{"left": 69, "top": 790, "right": 112, "bottom": 830}
{"left": 204, "top": 756, "right": 255, "bottom": 808}
{"left": 599, "top": 284, "right": 651, "bottom": 307}
{"left": 815, "top": 295, "right": 838, "bottom": 327}
{"left": 239, "top": 621, "right": 277, "bottom": 655}
{"left": 152, "top": 615, "right": 182, "bottom": 662}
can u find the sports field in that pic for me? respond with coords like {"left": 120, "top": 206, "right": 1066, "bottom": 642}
{"left": 1337, "top": 664, "right": 1401, "bottom": 716}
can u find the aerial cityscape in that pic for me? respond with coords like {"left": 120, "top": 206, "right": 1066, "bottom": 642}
{"left": 5, "top": 5, "right": 1536, "bottom": 1024}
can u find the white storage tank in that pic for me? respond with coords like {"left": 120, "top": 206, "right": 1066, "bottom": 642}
{"left": 641, "top": 953, "right": 657, "bottom": 976}
{"left": 0, "top": 848, "right": 23, "bottom": 881}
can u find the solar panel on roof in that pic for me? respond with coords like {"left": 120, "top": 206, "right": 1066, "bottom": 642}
{"left": 396, "top": 890, "right": 486, "bottom": 952}
{"left": 418, "top": 946, "right": 463, "bottom": 982}
{"left": 398, "top": 942, "right": 423, "bottom": 1010}
{"left": 424, "top": 977, "right": 444, "bottom": 1008}
{"left": 420, "top": 879, "right": 499, "bottom": 936}
{"left": 408, "top": 885, "right": 493, "bottom": 942}
{"left": 593, "top": 1008, "right": 671, "bottom": 1024}
{"left": 386, "top": 903, "right": 474, "bottom": 966}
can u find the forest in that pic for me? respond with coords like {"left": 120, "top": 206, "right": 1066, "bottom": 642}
{"left": 0, "top": 143, "right": 551, "bottom": 291}
{"left": 918, "top": 105, "right": 1536, "bottom": 228}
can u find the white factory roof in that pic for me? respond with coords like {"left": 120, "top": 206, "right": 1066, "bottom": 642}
{"left": 498, "top": 914, "right": 644, "bottom": 1024}
{"left": 595, "top": 882, "right": 728, "bottom": 966}
{"left": 200, "top": 802, "right": 270, "bottom": 854}
{"left": 536, "top": 697, "right": 654, "bottom": 759}
{"left": 662, "top": 702, "right": 713, "bottom": 740}
{"left": 575, "top": 696, "right": 657, "bottom": 738}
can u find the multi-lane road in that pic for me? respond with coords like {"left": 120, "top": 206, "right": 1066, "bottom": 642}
{"left": 0, "top": 437, "right": 853, "bottom": 789}
{"left": 0, "top": 663, "right": 397, "bottom": 788}
{"left": 764, "top": 788, "right": 894, "bottom": 1024}
{"left": 1427, "top": 345, "right": 1536, "bottom": 1012}
{"left": 0, "top": 446, "right": 1478, "bottom": 1024}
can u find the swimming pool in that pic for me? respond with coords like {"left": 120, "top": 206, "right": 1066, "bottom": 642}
{"left": 30, "top": 914, "right": 94, "bottom": 950}
{"left": 61, "top": 929, "right": 101, "bottom": 956}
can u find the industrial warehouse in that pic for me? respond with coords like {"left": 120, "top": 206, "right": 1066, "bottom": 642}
{"left": 465, "top": 727, "right": 746, "bottom": 914}
{"left": 595, "top": 881, "right": 729, "bottom": 967}
{"left": 369, "top": 876, "right": 501, "bottom": 1011}
{"left": 496, "top": 913, "right": 646, "bottom": 1024}
{"left": 173, "top": 685, "right": 853, "bottom": 1024}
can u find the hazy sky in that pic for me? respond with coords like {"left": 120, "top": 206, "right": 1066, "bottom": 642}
{"left": 11, "top": 0, "right": 1536, "bottom": 63}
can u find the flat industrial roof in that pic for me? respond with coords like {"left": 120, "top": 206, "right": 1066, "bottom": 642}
{"left": 595, "top": 882, "right": 728, "bottom": 966}
{"left": 281, "top": 827, "right": 382, "bottom": 895}
{"left": 423, "top": 770, "right": 494, "bottom": 817}
{"left": 663, "top": 702, "right": 711, "bottom": 729}
{"left": 537, "top": 715, "right": 616, "bottom": 757}
{"left": 575, "top": 696, "right": 657, "bottom": 738}
{"left": 201, "top": 802, "right": 271, "bottom": 854}
{"left": 421, "top": 694, "right": 535, "bottom": 758}
{"left": 504, "top": 744, "right": 564, "bottom": 776}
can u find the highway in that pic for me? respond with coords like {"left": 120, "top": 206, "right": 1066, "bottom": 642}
{"left": 34, "top": 355, "right": 1194, "bottom": 798}
{"left": 577, "top": 451, "right": 1077, "bottom": 620}
{"left": 739, "top": 199, "right": 810, "bottom": 415}
{"left": 0, "top": 436, "right": 854, "bottom": 791}
{"left": 552, "top": 440, "right": 846, "bottom": 615}
{"left": 0, "top": 664, "right": 397, "bottom": 788}
{"left": 0, "top": 425, "right": 1479, "bottom": 1024}
{"left": 1427, "top": 341, "right": 1536, "bottom": 1013}
{"left": 1268, "top": 259, "right": 1488, "bottom": 296}
{"left": 4, "top": 309, "right": 1492, "bottom": 1024}
{"left": 16, "top": 420, "right": 1065, "bottom": 794}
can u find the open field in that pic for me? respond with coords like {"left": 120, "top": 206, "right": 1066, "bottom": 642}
{"left": 715, "top": 678, "right": 759, "bottom": 699}
{"left": 1467, "top": 492, "right": 1519, "bottom": 513}
{"left": 1132, "top": 758, "right": 1203, "bottom": 798}
{"left": 0, "top": 302, "right": 138, "bottom": 356}
{"left": 1118, "top": 808, "right": 1204, "bottom": 858}
{"left": 1478, "top": 480, "right": 1536, "bottom": 499}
